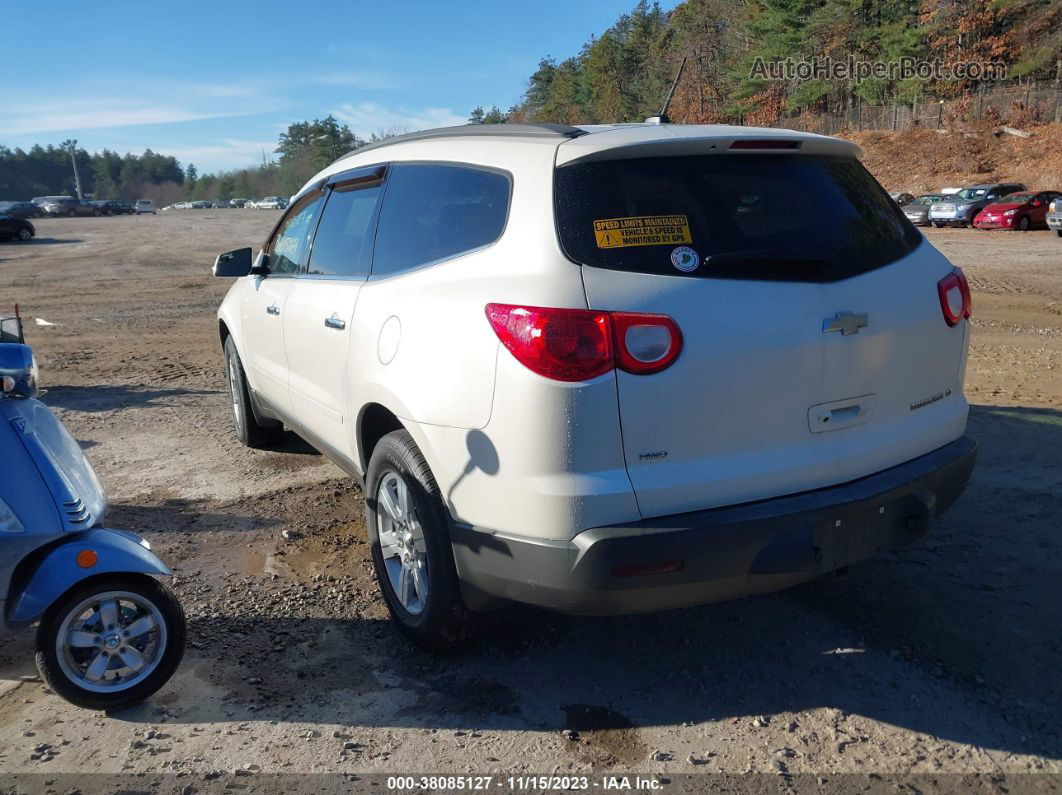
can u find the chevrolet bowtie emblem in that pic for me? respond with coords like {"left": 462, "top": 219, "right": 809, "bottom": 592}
{"left": 822, "top": 311, "right": 868, "bottom": 336}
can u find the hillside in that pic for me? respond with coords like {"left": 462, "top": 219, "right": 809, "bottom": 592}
{"left": 847, "top": 122, "right": 1062, "bottom": 193}
{"left": 477, "top": 0, "right": 1062, "bottom": 128}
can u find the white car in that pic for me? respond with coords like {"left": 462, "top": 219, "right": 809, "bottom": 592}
{"left": 256, "top": 196, "right": 285, "bottom": 210}
{"left": 134, "top": 199, "right": 156, "bottom": 215}
{"left": 214, "top": 123, "right": 977, "bottom": 649}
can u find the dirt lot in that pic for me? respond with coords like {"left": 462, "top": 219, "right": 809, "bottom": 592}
{"left": 0, "top": 212, "right": 1059, "bottom": 791}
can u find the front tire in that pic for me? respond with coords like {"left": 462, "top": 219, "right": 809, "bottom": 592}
{"left": 1017, "top": 215, "right": 1030, "bottom": 231}
{"left": 366, "top": 430, "right": 474, "bottom": 651}
{"left": 35, "top": 575, "right": 185, "bottom": 710}
{"left": 224, "top": 336, "right": 281, "bottom": 448}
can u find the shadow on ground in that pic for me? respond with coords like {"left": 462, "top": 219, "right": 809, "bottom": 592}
{"left": 0, "top": 237, "right": 82, "bottom": 247}
{"left": 42, "top": 384, "right": 214, "bottom": 413}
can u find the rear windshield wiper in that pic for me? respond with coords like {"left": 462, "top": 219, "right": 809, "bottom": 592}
{"left": 702, "top": 249, "right": 836, "bottom": 282}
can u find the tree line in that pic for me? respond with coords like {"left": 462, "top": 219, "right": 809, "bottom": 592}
{"left": 0, "top": 143, "right": 184, "bottom": 203}
{"left": 1, "top": 116, "right": 395, "bottom": 204}
{"left": 469, "top": 0, "right": 1062, "bottom": 127}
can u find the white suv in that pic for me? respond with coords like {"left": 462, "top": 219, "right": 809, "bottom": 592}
{"left": 214, "top": 123, "right": 977, "bottom": 649}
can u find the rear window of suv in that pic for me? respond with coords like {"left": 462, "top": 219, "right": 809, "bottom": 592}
{"left": 554, "top": 154, "right": 922, "bottom": 282}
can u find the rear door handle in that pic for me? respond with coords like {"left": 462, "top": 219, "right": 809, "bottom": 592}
{"left": 324, "top": 314, "right": 346, "bottom": 330}
{"left": 266, "top": 304, "right": 280, "bottom": 316}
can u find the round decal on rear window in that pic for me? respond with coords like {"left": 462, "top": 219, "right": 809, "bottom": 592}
{"left": 670, "top": 246, "right": 700, "bottom": 272}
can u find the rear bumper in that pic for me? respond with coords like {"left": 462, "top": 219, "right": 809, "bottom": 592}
{"left": 451, "top": 436, "right": 977, "bottom": 615}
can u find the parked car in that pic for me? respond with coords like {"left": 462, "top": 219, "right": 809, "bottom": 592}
{"left": 889, "top": 192, "right": 915, "bottom": 206}
{"left": 41, "top": 197, "right": 100, "bottom": 217}
{"left": 90, "top": 200, "right": 135, "bottom": 216}
{"left": 189, "top": 200, "right": 211, "bottom": 210}
{"left": 902, "top": 194, "right": 946, "bottom": 226}
{"left": 973, "top": 190, "right": 1062, "bottom": 231}
{"left": 213, "top": 123, "right": 976, "bottom": 649}
{"left": 0, "top": 213, "right": 35, "bottom": 241}
{"left": 230, "top": 198, "right": 250, "bottom": 208}
{"left": 1048, "top": 196, "right": 1062, "bottom": 238}
{"left": 212, "top": 200, "right": 231, "bottom": 209}
{"left": 929, "top": 183, "right": 1025, "bottom": 228}
{"left": 134, "top": 199, "right": 156, "bottom": 215}
{"left": 0, "top": 201, "right": 44, "bottom": 219}
{"left": 255, "top": 196, "right": 286, "bottom": 210}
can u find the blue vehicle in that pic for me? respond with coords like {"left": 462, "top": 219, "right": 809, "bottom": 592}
{"left": 0, "top": 321, "right": 185, "bottom": 709}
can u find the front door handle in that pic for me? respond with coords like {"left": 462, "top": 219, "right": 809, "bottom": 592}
{"left": 324, "top": 314, "right": 346, "bottom": 330}
{"left": 266, "top": 304, "right": 280, "bottom": 316}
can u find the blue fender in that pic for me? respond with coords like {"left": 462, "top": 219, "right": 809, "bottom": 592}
{"left": 9, "top": 528, "right": 170, "bottom": 626}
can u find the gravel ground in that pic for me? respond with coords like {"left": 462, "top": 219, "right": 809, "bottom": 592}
{"left": 0, "top": 213, "right": 1059, "bottom": 792}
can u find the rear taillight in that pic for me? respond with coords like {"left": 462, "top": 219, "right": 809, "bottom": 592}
{"left": 485, "top": 304, "right": 613, "bottom": 382}
{"left": 937, "top": 268, "right": 972, "bottom": 327}
{"left": 485, "top": 304, "right": 682, "bottom": 381}
{"left": 609, "top": 312, "right": 683, "bottom": 374}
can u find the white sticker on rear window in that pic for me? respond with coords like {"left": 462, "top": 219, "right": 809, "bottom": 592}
{"left": 670, "top": 246, "right": 700, "bottom": 272}
{"left": 593, "top": 215, "right": 692, "bottom": 249}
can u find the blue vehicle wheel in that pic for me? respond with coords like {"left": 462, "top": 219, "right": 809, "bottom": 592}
{"left": 35, "top": 575, "right": 185, "bottom": 710}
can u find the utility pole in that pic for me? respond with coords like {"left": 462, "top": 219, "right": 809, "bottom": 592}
{"left": 66, "top": 140, "right": 84, "bottom": 199}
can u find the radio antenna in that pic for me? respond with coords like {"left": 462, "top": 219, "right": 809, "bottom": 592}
{"left": 648, "top": 56, "right": 687, "bottom": 124}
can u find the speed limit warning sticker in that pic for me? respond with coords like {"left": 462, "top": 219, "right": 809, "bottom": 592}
{"left": 593, "top": 215, "right": 692, "bottom": 249}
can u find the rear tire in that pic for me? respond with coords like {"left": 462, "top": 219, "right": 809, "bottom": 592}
{"left": 1056, "top": 229, "right": 1062, "bottom": 238}
{"left": 932, "top": 222, "right": 942, "bottom": 229}
{"left": 35, "top": 575, "right": 185, "bottom": 710}
{"left": 17, "top": 227, "right": 32, "bottom": 241}
{"left": 224, "top": 336, "right": 281, "bottom": 448}
{"left": 366, "top": 430, "right": 475, "bottom": 651}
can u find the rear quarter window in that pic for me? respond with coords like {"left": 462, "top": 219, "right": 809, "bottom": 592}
{"left": 554, "top": 154, "right": 922, "bottom": 282}
{"left": 372, "top": 163, "right": 511, "bottom": 278}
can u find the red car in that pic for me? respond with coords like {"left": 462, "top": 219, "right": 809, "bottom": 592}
{"left": 973, "top": 190, "right": 1062, "bottom": 231}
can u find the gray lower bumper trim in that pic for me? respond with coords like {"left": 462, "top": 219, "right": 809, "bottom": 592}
{"left": 450, "top": 436, "right": 977, "bottom": 615}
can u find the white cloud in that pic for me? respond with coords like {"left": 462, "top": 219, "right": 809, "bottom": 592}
{"left": 0, "top": 101, "right": 252, "bottom": 136}
{"left": 309, "top": 71, "right": 399, "bottom": 89}
{"left": 160, "top": 139, "right": 280, "bottom": 172}
{"left": 332, "top": 102, "right": 467, "bottom": 139}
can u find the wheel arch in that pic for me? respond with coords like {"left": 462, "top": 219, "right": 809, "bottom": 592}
{"left": 357, "top": 402, "right": 406, "bottom": 475}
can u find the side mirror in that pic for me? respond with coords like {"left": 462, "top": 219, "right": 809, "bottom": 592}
{"left": 213, "top": 247, "right": 254, "bottom": 277}
{"left": 0, "top": 343, "right": 38, "bottom": 399}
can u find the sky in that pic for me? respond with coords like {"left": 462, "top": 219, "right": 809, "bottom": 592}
{"left": 0, "top": 0, "right": 677, "bottom": 174}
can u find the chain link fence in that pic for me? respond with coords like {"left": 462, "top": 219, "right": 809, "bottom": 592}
{"left": 770, "top": 84, "right": 1062, "bottom": 135}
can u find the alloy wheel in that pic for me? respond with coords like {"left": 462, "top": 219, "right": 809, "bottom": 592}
{"left": 55, "top": 591, "right": 168, "bottom": 694}
{"left": 376, "top": 472, "right": 429, "bottom": 615}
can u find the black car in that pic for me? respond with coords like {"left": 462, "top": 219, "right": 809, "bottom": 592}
{"left": 0, "top": 213, "right": 35, "bottom": 241}
{"left": 90, "top": 200, "right": 135, "bottom": 216}
{"left": 0, "top": 201, "right": 43, "bottom": 220}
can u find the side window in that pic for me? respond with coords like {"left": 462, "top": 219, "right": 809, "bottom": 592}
{"left": 372, "top": 163, "right": 510, "bottom": 278}
{"left": 306, "top": 177, "right": 383, "bottom": 278}
{"left": 267, "top": 193, "right": 324, "bottom": 275}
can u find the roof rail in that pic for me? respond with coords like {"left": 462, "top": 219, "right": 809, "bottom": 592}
{"left": 336, "top": 123, "right": 587, "bottom": 161}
